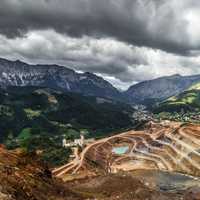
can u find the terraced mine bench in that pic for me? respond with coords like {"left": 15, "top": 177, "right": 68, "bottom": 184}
{"left": 53, "top": 121, "right": 200, "bottom": 178}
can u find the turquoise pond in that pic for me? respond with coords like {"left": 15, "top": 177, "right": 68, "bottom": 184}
{"left": 112, "top": 146, "right": 129, "bottom": 155}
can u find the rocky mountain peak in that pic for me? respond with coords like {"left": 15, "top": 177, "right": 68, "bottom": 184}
{"left": 125, "top": 74, "right": 200, "bottom": 105}
{"left": 0, "top": 58, "right": 123, "bottom": 101}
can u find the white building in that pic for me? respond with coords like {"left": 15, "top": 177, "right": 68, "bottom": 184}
{"left": 62, "top": 134, "right": 85, "bottom": 148}
{"left": 74, "top": 134, "right": 85, "bottom": 147}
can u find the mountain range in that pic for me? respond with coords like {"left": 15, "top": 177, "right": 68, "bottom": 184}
{"left": 0, "top": 58, "right": 122, "bottom": 101}
{"left": 1, "top": 57, "right": 200, "bottom": 105}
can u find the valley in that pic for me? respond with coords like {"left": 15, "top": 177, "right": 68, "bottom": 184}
{"left": 1, "top": 58, "right": 200, "bottom": 199}
{"left": 1, "top": 0, "right": 200, "bottom": 199}
{"left": 0, "top": 85, "right": 135, "bottom": 167}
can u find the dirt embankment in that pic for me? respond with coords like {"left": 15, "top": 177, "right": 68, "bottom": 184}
{"left": 69, "top": 172, "right": 200, "bottom": 200}
{"left": 68, "top": 174, "right": 183, "bottom": 200}
{"left": 0, "top": 147, "right": 82, "bottom": 200}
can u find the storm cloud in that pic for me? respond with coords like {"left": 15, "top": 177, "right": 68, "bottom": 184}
{"left": 0, "top": 0, "right": 200, "bottom": 89}
{"left": 1, "top": 0, "right": 200, "bottom": 54}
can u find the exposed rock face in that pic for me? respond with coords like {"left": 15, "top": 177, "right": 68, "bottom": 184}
{"left": 0, "top": 58, "right": 122, "bottom": 101}
{"left": 125, "top": 74, "right": 200, "bottom": 104}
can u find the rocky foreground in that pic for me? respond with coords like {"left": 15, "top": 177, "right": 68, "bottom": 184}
{"left": 0, "top": 146, "right": 200, "bottom": 200}
{"left": 0, "top": 147, "right": 82, "bottom": 200}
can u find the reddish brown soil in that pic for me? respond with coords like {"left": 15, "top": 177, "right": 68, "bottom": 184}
{"left": 0, "top": 147, "right": 82, "bottom": 200}
{"left": 69, "top": 172, "right": 199, "bottom": 200}
{"left": 0, "top": 143, "right": 200, "bottom": 200}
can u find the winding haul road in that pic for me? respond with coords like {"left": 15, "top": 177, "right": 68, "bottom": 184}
{"left": 53, "top": 121, "right": 200, "bottom": 178}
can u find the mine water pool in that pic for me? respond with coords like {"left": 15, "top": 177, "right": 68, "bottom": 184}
{"left": 112, "top": 146, "right": 129, "bottom": 155}
{"left": 130, "top": 169, "right": 200, "bottom": 192}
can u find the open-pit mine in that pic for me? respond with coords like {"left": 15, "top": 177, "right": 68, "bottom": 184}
{"left": 53, "top": 121, "right": 200, "bottom": 181}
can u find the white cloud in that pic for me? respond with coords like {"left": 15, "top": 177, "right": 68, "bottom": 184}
{"left": 0, "top": 29, "right": 200, "bottom": 90}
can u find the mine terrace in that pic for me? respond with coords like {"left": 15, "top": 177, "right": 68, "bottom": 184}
{"left": 53, "top": 121, "right": 200, "bottom": 180}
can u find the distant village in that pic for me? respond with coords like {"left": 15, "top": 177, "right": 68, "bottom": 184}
{"left": 132, "top": 104, "right": 154, "bottom": 122}
{"left": 132, "top": 104, "right": 200, "bottom": 124}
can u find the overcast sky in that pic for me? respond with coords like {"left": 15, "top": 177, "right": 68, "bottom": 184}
{"left": 1, "top": 0, "right": 200, "bottom": 90}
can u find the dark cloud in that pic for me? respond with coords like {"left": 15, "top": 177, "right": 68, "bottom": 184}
{"left": 0, "top": 0, "right": 200, "bottom": 90}
{"left": 0, "top": 30, "right": 147, "bottom": 82}
{"left": 0, "top": 0, "right": 199, "bottom": 55}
